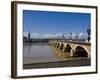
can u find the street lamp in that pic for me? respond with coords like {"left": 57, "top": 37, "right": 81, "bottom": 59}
{"left": 87, "top": 27, "right": 91, "bottom": 42}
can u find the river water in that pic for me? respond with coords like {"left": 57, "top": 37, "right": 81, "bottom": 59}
{"left": 23, "top": 43, "right": 90, "bottom": 69}
{"left": 23, "top": 43, "right": 61, "bottom": 64}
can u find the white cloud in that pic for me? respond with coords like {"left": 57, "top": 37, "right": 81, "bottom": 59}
{"left": 23, "top": 32, "right": 28, "bottom": 37}
{"left": 31, "top": 33, "right": 39, "bottom": 36}
{"left": 56, "top": 33, "right": 65, "bottom": 38}
{"left": 79, "top": 32, "right": 84, "bottom": 36}
{"left": 30, "top": 33, "right": 66, "bottom": 39}
{"left": 30, "top": 33, "right": 57, "bottom": 38}
{"left": 66, "top": 33, "right": 76, "bottom": 39}
{"left": 56, "top": 33, "right": 62, "bottom": 36}
{"left": 23, "top": 32, "right": 88, "bottom": 40}
{"left": 72, "top": 33, "right": 77, "bottom": 39}
{"left": 31, "top": 33, "right": 40, "bottom": 38}
{"left": 78, "top": 32, "right": 87, "bottom": 39}
{"left": 43, "top": 34, "right": 57, "bottom": 38}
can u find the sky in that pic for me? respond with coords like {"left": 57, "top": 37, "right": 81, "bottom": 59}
{"left": 23, "top": 10, "right": 90, "bottom": 39}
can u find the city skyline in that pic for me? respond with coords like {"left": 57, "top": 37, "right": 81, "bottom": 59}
{"left": 23, "top": 10, "right": 90, "bottom": 39}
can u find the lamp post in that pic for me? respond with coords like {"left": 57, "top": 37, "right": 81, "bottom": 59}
{"left": 87, "top": 27, "right": 91, "bottom": 42}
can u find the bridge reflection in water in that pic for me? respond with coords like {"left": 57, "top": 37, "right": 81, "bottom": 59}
{"left": 23, "top": 40, "right": 91, "bottom": 69}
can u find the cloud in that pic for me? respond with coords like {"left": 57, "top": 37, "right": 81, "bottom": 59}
{"left": 24, "top": 32, "right": 40, "bottom": 38}
{"left": 23, "top": 32, "right": 28, "bottom": 37}
{"left": 66, "top": 33, "right": 76, "bottom": 39}
{"left": 30, "top": 33, "right": 66, "bottom": 39}
{"left": 31, "top": 33, "right": 40, "bottom": 38}
{"left": 23, "top": 32, "right": 88, "bottom": 39}
{"left": 56, "top": 33, "right": 65, "bottom": 38}
{"left": 42, "top": 34, "right": 57, "bottom": 38}
{"left": 72, "top": 33, "right": 77, "bottom": 39}
{"left": 30, "top": 33, "right": 57, "bottom": 38}
{"left": 79, "top": 32, "right": 84, "bottom": 36}
{"left": 31, "top": 33, "right": 39, "bottom": 36}
{"left": 56, "top": 33, "right": 62, "bottom": 36}
{"left": 78, "top": 32, "right": 87, "bottom": 39}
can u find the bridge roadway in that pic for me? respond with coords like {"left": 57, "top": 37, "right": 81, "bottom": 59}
{"left": 49, "top": 40, "right": 91, "bottom": 59}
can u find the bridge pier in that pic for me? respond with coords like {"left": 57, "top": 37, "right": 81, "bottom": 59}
{"left": 70, "top": 49, "right": 74, "bottom": 57}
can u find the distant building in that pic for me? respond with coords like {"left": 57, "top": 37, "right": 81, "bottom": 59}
{"left": 23, "top": 36, "right": 27, "bottom": 42}
{"left": 23, "top": 36, "right": 27, "bottom": 39}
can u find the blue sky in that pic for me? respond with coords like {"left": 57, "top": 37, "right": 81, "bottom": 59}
{"left": 23, "top": 10, "right": 90, "bottom": 38}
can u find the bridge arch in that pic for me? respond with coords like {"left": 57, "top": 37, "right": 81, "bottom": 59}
{"left": 59, "top": 43, "right": 64, "bottom": 50}
{"left": 74, "top": 46, "right": 88, "bottom": 57}
{"left": 64, "top": 44, "right": 72, "bottom": 53}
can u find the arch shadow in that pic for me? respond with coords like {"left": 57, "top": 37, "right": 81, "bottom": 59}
{"left": 74, "top": 46, "right": 88, "bottom": 57}
{"left": 59, "top": 43, "right": 64, "bottom": 50}
{"left": 64, "top": 44, "right": 72, "bottom": 53}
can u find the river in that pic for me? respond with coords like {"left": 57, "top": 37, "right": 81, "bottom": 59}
{"left": 23, "top": 42, "right": 90, "bottom": 69}
{"left": 23, "top": 42, "right": 61, "bottom": 64}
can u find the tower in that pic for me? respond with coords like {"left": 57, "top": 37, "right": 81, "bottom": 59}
{"left": 28, "top": 31, "right": 31, "bottom": 41}
{"left": 87, "top": 25, "right": 91, "bottom": 42}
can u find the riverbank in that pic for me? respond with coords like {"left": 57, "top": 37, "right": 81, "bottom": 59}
{"left": 23, "top": 58, "right": 90, "bottom": 69}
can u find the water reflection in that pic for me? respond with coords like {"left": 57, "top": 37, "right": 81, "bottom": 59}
{"left": 23, "top": 43, "right": 60, "bottom": 64}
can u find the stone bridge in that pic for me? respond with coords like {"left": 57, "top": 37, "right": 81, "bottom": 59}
{"left": 49, "top": 40, "right": 91, "bottom": 58}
